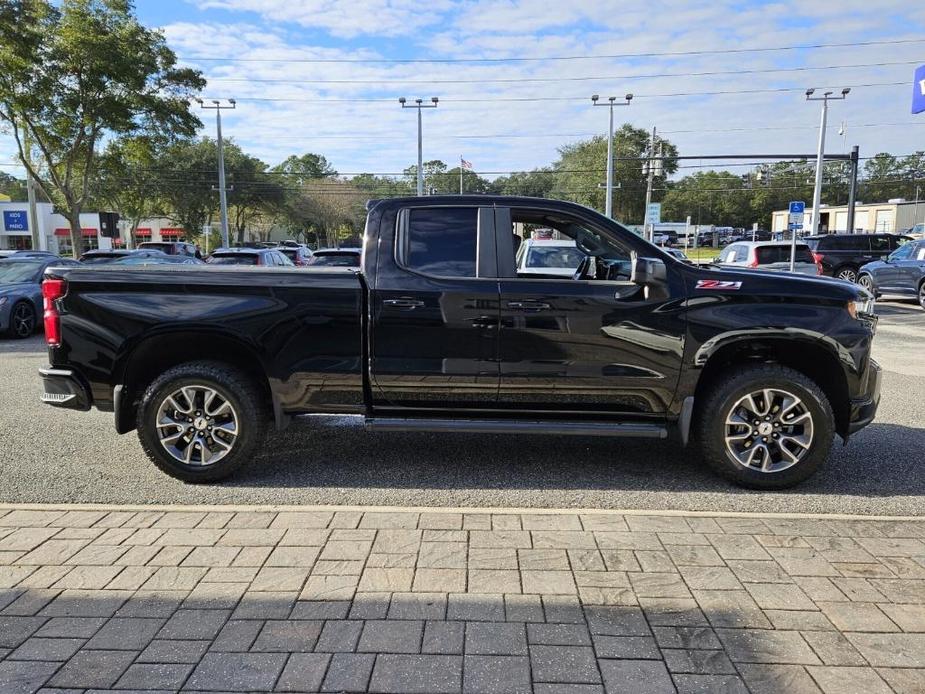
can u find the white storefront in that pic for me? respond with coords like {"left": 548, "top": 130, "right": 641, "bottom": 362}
{"left": 0, "top": 201, "right": 192, "bottom": 254}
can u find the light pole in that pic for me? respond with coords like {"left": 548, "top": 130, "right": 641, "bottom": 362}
{"left": 196, "top": 98, "right": 236, "bottom": 248}
{"left": 805, "top": 88, "right": 849, "bottom": 236}
{"left": 399, "top": 97, "right": 438, "bottom": 196}
{"left": 591, "top": 93, "right": 632, "bottom": 218}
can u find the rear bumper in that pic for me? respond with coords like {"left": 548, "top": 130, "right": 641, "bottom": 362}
{"left": 847, "top": 358, "right": 881, "bottom": 435}
{"left": 39, "top": 367, "right": 92, "bottom": 411}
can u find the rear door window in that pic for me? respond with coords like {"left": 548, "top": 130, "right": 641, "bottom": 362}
{"left": 401, "top": 207, "right": 478, "bottom": 277}
{"left": 756, "top": 245, "right": 815, "bottom": 264}
{"left": 208, "top": 254, "right": 258, "bottom": 265}
{"left": 870, "top": 236, "right": 891, "bottom": 252}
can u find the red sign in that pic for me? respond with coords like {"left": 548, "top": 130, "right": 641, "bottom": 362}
{"left": 160, "top": 228, "right": 183, "bottom": 237}
{"left": 54, "top": 228, "right": 98, "bottom": 237}
{"left": 135, "top": 227, "right": 152, "bottom": 237}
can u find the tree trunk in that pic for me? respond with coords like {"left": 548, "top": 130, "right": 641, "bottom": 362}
{"left": 67, "top": 210, "right": 82, "bottom": 259}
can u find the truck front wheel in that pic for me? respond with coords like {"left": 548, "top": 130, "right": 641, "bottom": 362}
{"left": 136, "top": 361, "right": 267, "bottom": 482}
{"left": 697, "top": 365, "right": 834, "bottom": 489}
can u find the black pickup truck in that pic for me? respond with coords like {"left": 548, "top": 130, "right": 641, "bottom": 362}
{"left": 39, "top": 196, "right": 881, "bottom": 489}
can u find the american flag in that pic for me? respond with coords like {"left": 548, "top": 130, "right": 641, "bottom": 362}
{"left": 460, "top": 158, "right": 473, "bottom": 170}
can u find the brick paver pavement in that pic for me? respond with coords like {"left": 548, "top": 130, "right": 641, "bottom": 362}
{"left": 0, "top": 504, "right": 923, "bottom": 693}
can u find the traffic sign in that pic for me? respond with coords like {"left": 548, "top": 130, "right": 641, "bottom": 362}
{"left": 789, "top": 201, "right": 805, "bottom": 214}
{"left": 645, "top": 202, "right": 661, "bottom": 225}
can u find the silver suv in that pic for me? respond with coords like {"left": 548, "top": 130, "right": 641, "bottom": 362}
{"left": 716, "top": 241, "right": 821, "bottom": 276}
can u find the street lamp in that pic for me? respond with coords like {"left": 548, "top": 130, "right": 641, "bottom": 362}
{"left": 591, "top": 93, "right": 632, "bottom": 218}
{"left": 196, "top": 98, "right": 236, "bottom": 248}
{"left": 805, "top": 87, "right": 850, "bottom": 237}
{"left": 400, "top": 97, "right": 439, "bottom": 196}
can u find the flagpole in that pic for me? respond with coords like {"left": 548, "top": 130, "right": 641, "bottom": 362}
{"left": 460, "top": 156, "right": 464, "bottom": 195}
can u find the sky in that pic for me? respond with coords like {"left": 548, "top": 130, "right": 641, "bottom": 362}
{"left": 5, "top": 0, "right": 925, "bottom": 181}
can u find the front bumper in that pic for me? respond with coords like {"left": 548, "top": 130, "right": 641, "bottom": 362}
{"left": 847, "top": 358, "right": 881, "bottom": 435}
{"left": 39, "top": 367, "right": 92, "bottom": 411}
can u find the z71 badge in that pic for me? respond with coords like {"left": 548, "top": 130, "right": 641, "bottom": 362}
{"left": 696, "top": 279, "right": 743, "bottom": 290}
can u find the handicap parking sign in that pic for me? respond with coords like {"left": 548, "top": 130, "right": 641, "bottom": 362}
{"left": 789, "top": 201, "right": 805, "bottom": 215}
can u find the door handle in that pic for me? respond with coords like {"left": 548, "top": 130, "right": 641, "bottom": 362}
{"left": 383, "top": 298, "right": 425, "bottom": 309}
{"left": 507, "top": 301, "right": 550, "bottom": 311}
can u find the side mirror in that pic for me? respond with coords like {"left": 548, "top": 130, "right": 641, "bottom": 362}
{"left": 630, "top": 255, "right": 667, "bottom": 285}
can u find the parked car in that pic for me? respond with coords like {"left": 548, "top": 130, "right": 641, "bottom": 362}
{"left": 111, "top": 254, "right": 205, "bottom": 266}
{"left": 903, "top": 223, "right": 925, "bottom": 240}
{"left": 306, "top": 248, "right": 362, "bottom": 267}
{"left": 803, "top": 233, "right": 912, "bottom": 283}
{"left": 206, "top": 247, "right": 294, "bottom": 266}
{"left": 652, "top": 231, "right": 678, "bottom": 247}
{"left": 858, "top": 239, "right": 925, "bottom": 309}
{"left": 40, "top": 195, "right": 880, "bottom": 490}
{"left": 0, "top": 255, "right": 80, "bottom": 338}
{"left": 277, "top": 244, "right": 313, "bottom": 266}
{"left": 137, "top": 241, "right": 200, "bottom": 258}
{"left": 80, "top": 249, "right": 169, "bottom": 264}
{"left": 515, "top": 238, "right": 585, "bottom": 277}
{"left": 0, "top": 250, "right": 57, "bottom": 259}
{"left": 715, "top": 241, "right": 821, "bottom": 276}
{"left": 664, "top": 248, "right": 692, "bottom": 263}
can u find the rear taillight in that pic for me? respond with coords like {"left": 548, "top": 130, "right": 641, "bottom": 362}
{"left": 42, "top": 278, "right": 66, "bottom": 347}
{"left": 747, "top": 250, "right": 758, "bottom": 268}
{"left": 812, "top": 252, "right": 823, "bottom": 264}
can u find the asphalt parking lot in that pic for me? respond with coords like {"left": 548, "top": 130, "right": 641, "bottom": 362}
{"left": 1, "top": 300, "right": 922, "bottom": 515}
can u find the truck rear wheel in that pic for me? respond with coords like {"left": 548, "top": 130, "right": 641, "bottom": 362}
{"left": 136, "top": 361, "right": 267, "bottom": 482}
{"left": 697, "top": 365, "right": 834, "bottom": 489}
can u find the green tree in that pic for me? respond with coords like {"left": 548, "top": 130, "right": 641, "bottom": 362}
{"left": 94, "top": 136, "right": 166, "bottom": 244}
{"left": 271, "top": 153, "right": 336, "bottom": 182}
{"left": 661, "top": 171, "right": 754, "bottom": 228}
{"left": 551, "top": 125, "right": 678, "bottom": 223}
{"left": 0, "top": 0, "right": 204, "bottom": 256}
{"left": 0, "top": 171, "right": 28, "bottom": 200}
{"left": 489, "top": 169, "right": 556, "bottom": 198}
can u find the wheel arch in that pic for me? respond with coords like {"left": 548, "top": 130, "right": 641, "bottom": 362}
{"left": 693, "top": 336, "right": 850, "bottom": 439}
{"left": 114, "top": 329, "right": 276, "bottom": 434}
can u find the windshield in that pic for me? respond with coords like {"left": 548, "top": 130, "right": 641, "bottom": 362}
{"left": 308, "top": 253, "right": 360, "bottom": 267}
{"left": 756, "top": 245, "right": 815, "bottom": 264}
{"left": 525, "top": 246, "right": 585, "bottom": 269}
{"left": 0, "top": 260, "right": 42, "bottom": 283}
{"left": 207, "top": 255, "right": 258, "bottom": 265}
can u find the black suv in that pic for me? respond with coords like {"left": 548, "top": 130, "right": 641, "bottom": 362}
{"left": 137, "top": 241, "right": 200, "bottom": 258}
{"left": 804, "top": 233, "right": 912, "bottom": 283}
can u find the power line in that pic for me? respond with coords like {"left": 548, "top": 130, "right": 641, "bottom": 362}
{"left": 204, "top": 60, "right": 922, "bottom": 85}
{"left": 204, "top": 80, "right": 908, "bottom": 104}
{"left": 178, "top": 37, "right": 925, "bottom": 64}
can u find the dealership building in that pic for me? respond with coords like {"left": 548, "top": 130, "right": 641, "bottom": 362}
{"left": 0, "top": 201, "right": 191, "bottom": 255}
{"left": 771, "top": 199, "right": 924, "bottom": 235}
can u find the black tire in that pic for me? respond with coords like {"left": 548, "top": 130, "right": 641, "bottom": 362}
{"left": 697, "top": 364, "right": 834, "bottom": 489}
{"left": 136, "top": 361, "right": 268, "bottom": 482}
{"left": 834, "top": 266, "right": 859, "bottom": 283}
{"left": 7, "top": 300, "right": 36, "bottom": 339}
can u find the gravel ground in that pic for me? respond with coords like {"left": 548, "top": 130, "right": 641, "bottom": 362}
{"left": 1, "top": 300, "right": 922, "bottom": 514}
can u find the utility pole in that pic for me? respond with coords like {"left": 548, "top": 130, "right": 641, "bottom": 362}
{"left": 805, "top": 87, "right": 850, "bottom": 235}
{"left": 399, "top": 97, "right": 439, "bottom": 196}
{"left": 591, "top": 93, "right": 632, "bottom": 218}
{"left": 643, "top": 126, "right": 657, "bottom": 242}
{"left": 23, "top": 131, "right": 41, "bottom": 251}
{"left": 846, "top": 145, "right": 859, "bottom": 236}
{"left": 196, "top": 98, "right": 236, "bottom": 248}
{"left": 460, "top": 156, "right": 464, "bottom": 195}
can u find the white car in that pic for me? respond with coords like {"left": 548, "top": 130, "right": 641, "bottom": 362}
{"left": 715, "top": 241, "right": 821, "bottom": 277}
{"left": 515, "top": 239, "right": 585, "bottom": 278}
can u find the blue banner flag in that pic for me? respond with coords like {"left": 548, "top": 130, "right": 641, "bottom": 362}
{"left": 914, "top": 64, "right": 925, "bottom": 115}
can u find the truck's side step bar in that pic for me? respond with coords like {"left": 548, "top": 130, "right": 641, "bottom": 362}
{"left": 364, "top": 417, "right": 667, "bottom": 438}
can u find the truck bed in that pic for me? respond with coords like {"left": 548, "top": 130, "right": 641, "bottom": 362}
{"left": 46, "top": 265, "right": 367, "bottom": 418}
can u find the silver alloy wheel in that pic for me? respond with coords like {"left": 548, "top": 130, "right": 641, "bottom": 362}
{"left": 155, "top": 385, "right": 239, "bottom": 466}
{"left": 12, "top": 302, "right": 34, "bottom": 337}
{"left": 836, "top": 267, "right": 858, "bottom": 282}
{"left": 858, "top": 275, "right": 874, "bottom": 294}
{"left": 919, "top": 283, "right": 925, "bottom": 309}
{"left": 724, "top": 387, "right": 814, "bottom": 473}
